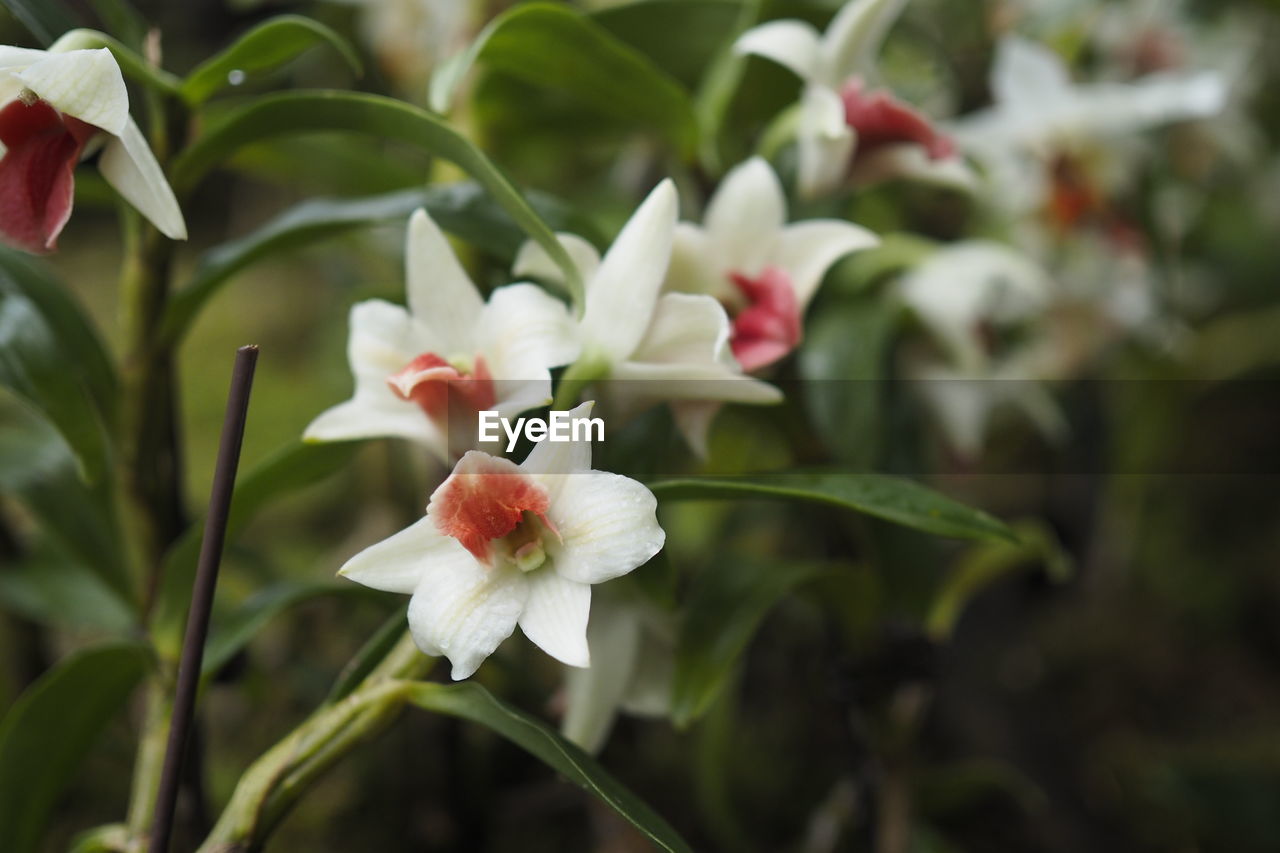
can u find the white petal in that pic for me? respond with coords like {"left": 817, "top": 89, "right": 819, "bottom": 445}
{"left": 97, "top": 119, "right": 187, "bottom": 239}
{"left": 671, "top": 400, "right": 723, "bottom": 459}
{"left": 408, "top": 557, "right": 529, "bottom": 680}
{"left": 18, "top": 48, "right": 128, "bottom": 135}
{"left": 631, "top": 293, "right": 730, "bottom": 365}
{"left": 512, "top": 232, "right": 602, "bottom": 286}
{"left": 819, "top": 0, "right": 909, "bottom": 86}
{"left": 546, "top": 472, "right": 665, "bottom": 585}
{"left": 913, "top": 364, "right": 993, "bottom": 458}
{"left": 581, "top": 180, "right": 678, "bottom": 363}
{"left": 850, "top": 144, "right": 978, "bottom": 194}
{"left": 990, "top": 36, "right": 1073, "bottom": 110}
{"left": 303, "top": 396, "right": 443, "bottom": 450}
{"left": 562, "top": 598, "right": 642, "bottom": 753}
{"left": 523, "top": 401, "right": 596, "bottom": 478}
{"left": 773, "top": 219, "right": 879, "bottom": 310}
{"left": 796, "top": 86, "right": 855, "bottom": 198}
{"left": 337, "top": 515, "right": 463, "bottom": 594}
{"left": 610, "top": 360, "right": 783, "bottom": 404}
{"left": 477, "top": 284, "right": 578, "bottom": 379}
{"left": 733, "top": 20, "right": 822, "bottom": 81}
{"left": 519, "top": 571, "right": 591, "bottom": 668}
{"left": 665, "top": 223, "right": 727, "bottom": 300}
{"left": 703, "top": 157, "right": 786, "bottom": 276}
{"left": 405, "top": 208, "right": 483, "bottom": 353}
{"left": 0, "top": 47, "right": 48, "bottom": 69}
{"left": 618, "top": 616, "right": 675, "bottom": 717}
{"left": 1070, "top": 72, "right": 1227, "bottom": 137}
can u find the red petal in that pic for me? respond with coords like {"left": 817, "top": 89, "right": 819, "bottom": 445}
{"left": 388, "top": 352, "right": 497, "bottom": 424}
{"left": 0, "top": 99, "right": 95, "bottom": 253}
{"left": 728, "top": 267, "right": 802, "bottom": 372}
{"left": 840, "top": 78, "right": 956, "bottom": 162}
{"left": 429, "top": 452, "right": 552, "bottom": 564}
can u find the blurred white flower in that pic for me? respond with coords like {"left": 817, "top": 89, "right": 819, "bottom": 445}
{"left": 305, "top": 208, "right": 576, "bottom": 463}
{"left": 332, "top": 0, "right": 475, "bottom": 97}
{"left": 734, "top": 0, "right": 971, "bottom": 196}
{"left": 514, "top": 180, "right": 781, "bottom": 455}
{"left": 338, "top": 403, "right": 666, "bottom": 680}
{"left": 0, "top": 42, "right": 186, "bottom": 253}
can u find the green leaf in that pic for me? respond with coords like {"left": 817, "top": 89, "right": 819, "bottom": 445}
{"left": 0, "top": 545, "right": 136, "bottom": 636}
{"left": 429, "top": 3, "right": 697, "bottom": 154}
{"left": 49, "top": 29, "right": 182, "bottom": 95}
{"left": 182, "top": 15, "right": 361, "bottom": 104}
{"left": 672, "top": 557, "right": 826, "bottom": 726}
{"left": 0, "top": 642, "right": 152, "bottom": 853}
{"left": 171, "top": 90, "right": 583, "bottom": 307}
{"left": 591, "top": 0, "right": 742, "bottom": 90}
{"left": 161, "top": 184, "right": 594, "bottom": 345}
{"left": 88, "top": 0, "right": 147, "bottom": 48}
{"left": 0, "top": 0, "right": 78, "bottom": 45}
{"left": 203, "top": 581, "right": 373, "bottom": 677}
{"left": 152, "top": 440, "right": 359, "bottom": 656}
{"left": 649, "top": 474, "right": 1017, "bottom": 543}
{"left": 405, "top": 681, "right": 693, "bottom": 853}
{"left": 0, "top": 250, "right": 115, "bottom": 483}
{"left": 325, "top": 607, "right": 406, "bottom": 704}
{"left": 924, "top": 521, "right": 1071, "bottom": 640}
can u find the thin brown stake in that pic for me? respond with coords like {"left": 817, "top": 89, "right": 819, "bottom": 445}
{"left": 150, "top": 345, "right": 259, "bottom": 853}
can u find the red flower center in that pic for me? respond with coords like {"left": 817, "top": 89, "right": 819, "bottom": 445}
{"left": 727, "top": 266, "right": 802, "bottom": 372}
{"left": 0, "top": 97, "right": 98, "bottom": 253}
{"left": 387, "top": 352, "right": 496, "bottom": 422}
{"left": 839, "top": 78, "right": 956, "bottom": 162}
{"left": 429, "top": 452, "right": 555, "bottom": 565}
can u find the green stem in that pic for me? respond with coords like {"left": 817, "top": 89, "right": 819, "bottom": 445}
{"left": 126, "top": 675, "right": 175, "bottom": 837}
{"left": 197, "top": 632, "right": 432, "bottom": 852}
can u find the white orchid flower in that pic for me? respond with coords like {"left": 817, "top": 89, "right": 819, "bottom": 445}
{"left": 0, "top": 41, "right": 186, "bottom": 253}
{"left": 666, "top": 157, "right": 878, "bottom": 371}
{"left": 305, "top": 208, "right": 577, "bottom": 463}
{"left": 898, "top": 241, "right": 1066, "bottom": 456}
{"left": 338, "top": 402, "right": 666, "bottom": 680}
{"left": 514, "top": 179, "right": 782, "bottom": 455}
{"left": 561, "top": 588, "right": 674, "bottom": 754}
{"left": 950, "top": 35, "right": 1226, "bottom": 216}
{"left": 734, "top": 0, "right": 970, "bottom": 196}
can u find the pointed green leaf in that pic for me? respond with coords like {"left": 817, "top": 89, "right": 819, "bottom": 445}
{"left": 649, "top": 473, "right": 1017, "bottom": 543}
{"left": 405, "top": 681, "right": 694, "bottom": 853}
{"left": 672, "top": 558, "right": 826, "bottom": 726}
{"left": 0, "top": 0, "right": 78, "bottom": 45}
{"left": 172, "top": 91, "right": 583, "bottom": 306}
{"left": 0, "top": 250, "right": 115, "bottom": 483}
{"left": 429, "top": 3, "right": 697, "bottom": 153}
{"left": 0, "top": 642, "right": 151, "bottom": 853}
{"left": 182, "top": 15, "right": 361, "bottom": 104}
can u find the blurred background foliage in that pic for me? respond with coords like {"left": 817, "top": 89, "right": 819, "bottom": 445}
{"left": 1, "top": 0, "right": 1279, "bottom": 851}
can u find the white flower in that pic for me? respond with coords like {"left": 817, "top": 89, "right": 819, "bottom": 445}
{"left": 0, "top": 41, "right": 186, "bottom": 252}
{"left": 338, "top": 402, "right": 666, "bottom": 680}
{"left": 734, "top": 0, "right": 970, "bottom": 196}
{"left": 898, "top": 241, "right": 1065, "bottom": 456}
{"left": 950, "top": 35, "right": 1226, "bottom": 215}
{"left": 666, "top": 157, "right": 878, "bottom": 371}
{"left": 514, "top": 180, "right": 782, "bottom": 455}
{"left": 305, "top": 207, "right": 577, "bottom": 463}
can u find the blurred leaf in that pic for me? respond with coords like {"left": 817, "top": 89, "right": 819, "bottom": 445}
{"left": 0, "top": 642, "right": 151, "bottom": 853}
{"left": 405, "top": 680, "right": 694, "bottom": 853}
{"left": 203, "top": 580, "right": 374, "bottom": 677}
{"left": 672, "top": 557, "right": 826, "bottom": 726}
{"left": 924, "top": 521, "right": 1071, "bottom": 640}
{"left": 182, "top": 15, "right": 361, "bottom": 104}
{"left": 162, "top": 183, "right": 591, "bottom": 344}
{"left": 822, "top": 231, "right": 938, "bottom": 300}
{"left": 592, "top": 0, "right": 742, "bottom": 89}
{"left": 0, "top": 251, "right": 115, "bottom": 484}
{"left": 88, "top": 0, "right": 146, "bottom": 48}
{"left": 51, "top": 29, "right": 182, "bottom": 94}
{"left": 172, "top": 90, "right": 584, "bottom": 305}
{"left": 0, "top": 541, "right": 135, "bottom": 636}
{"left": 429, "top": 3, "right": 697, "bottom": 154}
{"left": 649, "top": 474, "right": 1017, "bottom": 543}
{"left": 325, "top": 607, "right": 406, "bottom": 704}
{"left": 152, "top": 440, "right": 359, "bottom": 656}
{"left": 800, "top": 295, "right": 903, "bottom": 468}
{"left": 0, "top": 0, "right": 78, "bottom": 45}
{"left": 226, "top": 134, "right": 428, "bottom": 194}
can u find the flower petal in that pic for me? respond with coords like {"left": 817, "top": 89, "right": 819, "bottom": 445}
{"left": 408, "top": 556, "right": 528, "bottom": 680}
{"left": 478, "top": 283, "right": 578, "bottom": 379}
{"left": 17, "top": 49, "right": 128, "bottom": 135}
{"left": 546, "top": 472, "right": 665, "bottom": 585}
{"left": 849, "top": 143, "right": 977, "bottom": 193}
{"left": 665, "top": 223, "right": 726, "bottom": 299}
{"left": 97, "top": 117, "right": 187, "bottom": 239}
{"left": 733, "top": 20, "right": 822, "bottom": 80}
{"left": 562, "top": 596, "right": 642, "bottom": 753}
{"left": 774, "top": 219, "right": 879, "bottom": 310}
{"left": 990, "top": 35, "right": 1073, "bottom": 111}
{"left": 819, "top": 0, "right": 909, "bottom": 86}
{"left": 631, "top": 293, "right": 731, "bottom": 365}
{"left": 611, "top": 360, "right": 784, "bottom": 404}
{"left": 703, "top": 157, "right": 785, "bottom": 276}
{"left": 512, "top": 232, "right": 602, "bottom": 286}
{"left": 0, "top": 47, "right": 48, "bottom": 69}
{"left": 519, "top": 571, "right": 591, "bottom": 668}
{"left": 671, "top": 400, "right": 723, "bottom": 459}
{"left": 581, "top": 179, "right": 678, "bottom": 363}
{"left": 796, "top": 85, "right": 855, "bottom": 198}
{"left": 337, "top": 515, "right": 464, "bottom": 594}
{"left": 405, "top": 208, "right": 483, "bottom": 353}
{"left": 523, "top": 400, "right": 596, "bottom": 479}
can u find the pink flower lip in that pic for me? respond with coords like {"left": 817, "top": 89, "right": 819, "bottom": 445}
{"left": 429, "top": 452, "right": 556, "bottom": 566}
{"left": 728, "top": 266, "right": 802, "bottom": 372}
{"left": 840, "top": 77, "right": 956, "bottom": 162}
